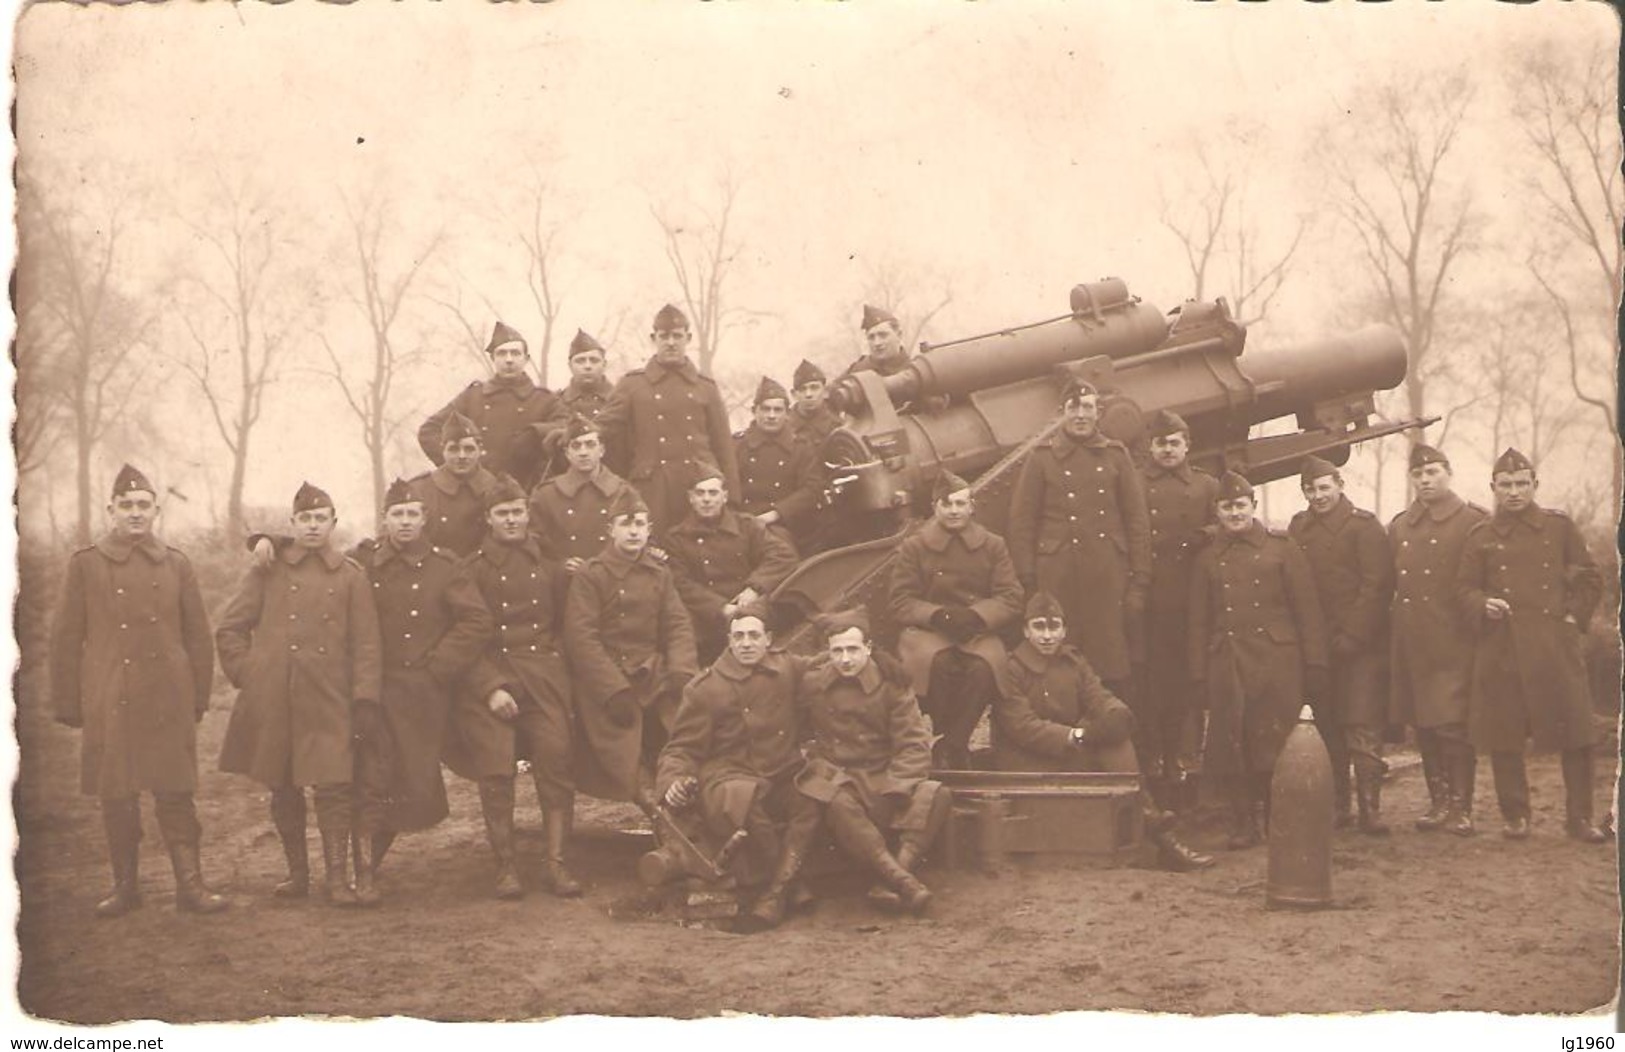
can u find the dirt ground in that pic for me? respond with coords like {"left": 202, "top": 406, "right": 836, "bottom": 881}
{"left": 13, "top": 658, "right": 1620, "bottom": 1025}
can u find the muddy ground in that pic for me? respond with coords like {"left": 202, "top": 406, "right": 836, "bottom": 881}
{"left": 13, "top": 662, "right": 1619, "bottom": 1025}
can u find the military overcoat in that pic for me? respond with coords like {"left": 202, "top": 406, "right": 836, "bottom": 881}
{"left": 734, "top": 424, "right": 820, "bottom": 530}
{"left": 405, "top": 466, "right": 501, "bottom": 559}
{"left": 1386, "top": 493, "right": 1488, "bottom": 729}
{"left": 1288, "top": 495, "right": 1393, "bottom": 726}
{"left": 418, "top": 375, "right": 569, "bottom": 490}
{"left": 794, "top": 660, "right": 936, "bottom": 829}
{"left": 664, "top": 509, "right": 798, "bottom": 661}
{"left": 889, "top": 519, "right": 1023, "bottom": 696}
{"left": 991, "top": 642, "right": 1136, "bottom": 772}
{"left": 528, "top": 467, "right": 631, "bottom": 566}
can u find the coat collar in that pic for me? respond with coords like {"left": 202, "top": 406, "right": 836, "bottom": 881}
{"left": 1492, "top": 503, "right": 1543, "bottom": 535}
{"left": 1302, "top": 495, "right": 1354, "bottom": 533}
{"left": 1405, "top": 490, "right": 1468, "bottom": 526}
{"left": 1010, "top": 640, "right": 1086, "bottom": 675}
{"left": 597, "top": 542, "right": 655, "bottom": 579}
{"left": 280, "top": 543, "right": 346, "bottom": 571}
{"left": 374, "top": 535, "right": 433, "bottom": 567}
{"left": 741, "top": 424, "right": 797, "bottom": 453}
{"left": 1049, "top": 430, "right": 1110, "bottom": 458}
{"left": 430, "top": 464, "right": 497, "bottom": 497}
{"left": 919, "top": 518, "right": 989, "bottom": 552}
{"left": 671, "top": 509, "right": 743, "bottom": 539}
{"left": 1144, "top": 461, "right": 1193, "bottom": 483}
{"left": 713, "top": 649, "right": 785, "bottom": 682}
{"left": 477, "top": 533, "right": 544, "bottom": 568}
{"left": 95, "top": 531, "right": 168, "bottom": 564}
{"left": 565, "top": 376, "right": 613, "bottom": 399}
{"left": 553, "top": 466, "right": 624, "bottom": 499}
{"left": 479, "top": 373, "right": 538, "bottom": 398}
{"left": 1218, "top": 520, "right": 1268, "bottom": 549}
{"left": 644, "top": 355, "right": 700, "bottom": 384}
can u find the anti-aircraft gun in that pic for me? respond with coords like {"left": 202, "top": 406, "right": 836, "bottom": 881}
{"left": 773, "top": 277, "right": 1432, "bottom": 638}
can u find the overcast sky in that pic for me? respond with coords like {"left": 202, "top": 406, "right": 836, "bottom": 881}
{"left": 13, "top": 0, "right": 1618, "bottom": 536}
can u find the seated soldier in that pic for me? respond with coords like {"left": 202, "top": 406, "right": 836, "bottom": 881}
{"left": 657, "top": 603, "right": 823, "bottom": 932}
{"left": 795, "top": 610, "right": 952, "bottom": 916}
{"left": 994, "top": 592, "right": 1214, "bottom": 872}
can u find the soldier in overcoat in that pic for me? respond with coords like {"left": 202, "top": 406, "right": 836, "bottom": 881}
{"left": 563, "top": 486, "right": 699, "bottom": 808}
{"left": 49, "top": 465, "right": 227, "bottom": 917}
{"left": 1008, "top": 378, "right": 1151, "bottom": 698}
{"left": 788, "top": 358, "right": 841, "bottom": 446}
{"left": 838, "top": 305, "right": 948, "bottom": 415}
{"left": 1388, "top": 443, "right": 1489, "bottom": 835}
{"left": 217, "top": 482, "right": 383, "bottom": 905}
{"left": 1136, "top": 409, "right": 1218, "bottom": 811}
{"left": 734, "top": 375, "right": 820, "bottom": 547}
{"left": 1288, "top": 455, "right": 1394, "bottom": 834}
{"left": 447, "top": 476, "right": 584, "bottom": 898}
{"left": 1457, "top": 448, "right": 1606, "bottom": 843}
{"left": 992, "top": 592, "right": 1213, "bottom": 871}
{"left": 347, "top": 478, "right": 493, "bottom": 905}
{"left": 889, "top": 469, "right": 1023, "bottom": 769}
{"left": 528, "top": 414, "right": 633, "bottom": 573}
{"left": 407, "top": 412, "right": 505, "bottom": 558}
{"left": 418, "top": 321, "right": 570, "bottom": 491}
{"left": 657, "top": 604, "right": 823, "bottom": 931}
{"left": 560, "top": 328, "right": 615, "bottom": 421}
{"left": 593, "top": 304, "right": 741, "bottom": 539}
{"left": 664, "top": 461, "right": 798, "bottom": 666}
{"left": 1188, "top": 472, "right": 1328, "bottom": 849}
{"left": 794, "top": 610, "right": 951, "bottom": 915}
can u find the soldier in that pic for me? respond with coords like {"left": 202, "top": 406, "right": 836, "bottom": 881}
{"left": 664, "top": 461, "right": 798, "bottom": 666}
{"left": 1388, "top": 443, "right": 1489, "bottom": 835}
{"left": 1457, "top": 448, "right": 1605, "bottom": 844}
{"left": 788, "top": 358, "right": 840, "bottom": 445}
{"left": 890, "top": 469, "right": 1023, "bottom": 769}
{"left": 1008, "top": 378, "right": 1151, "bottom": 706}
{"left": 992, "top": 592, "right": 1214, "bottom": 871}
{"left": 734, "top": 375, "right": 819, "bottom": 546}
{"left": 839, "top": 305, "right": 947, "bottom": 414}
{"left": 528, "top": 414, "right": 634, "bottom": 573}
{"left": 795, "top": 609, "right": 951, "bottom": 916}
{"left": 564, "top": 486, "right": 700, "bottom": 809}
{"left": 1188, "top": 471, "right": 1328, "bottom": 850}
{"left": 1137, "top": 409, "right": 1219, "bottom": 813}
{"left": 594, "top": 303, "right": 741, "bottom": 539}
{"left": 1288, "top": 455, "right": 1394, "bottom": 835}
{"left": 348, "top": 478, "right": 493, "bottom": 905}
{"left": 408, "top": 412, "right": 505, "bottom": 558}
{"left": 49, "top": 465, "right": 227, "bottom": 917}
{"left": 217, "top": 482, "right": 383, "bottom": 905}
{"left": 657, "top": 603, "right": 823, "bottom": 931}
{"left": 560, "top": 328, "right": 615, "bottom": 421}
{"left": 418, "top": 320, "right": 570, "bottom": 491}
{"left": 446, "top": 476, "right": 584, "bottom": 898}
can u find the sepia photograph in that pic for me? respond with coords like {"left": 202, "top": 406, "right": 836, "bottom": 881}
{"left": 6, "top": 0, "right": 1620, "bottom": 1039}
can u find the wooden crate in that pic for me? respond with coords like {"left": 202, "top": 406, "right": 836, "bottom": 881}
{"left": 935, "top": 770, "right": 1144, "bottom": 868}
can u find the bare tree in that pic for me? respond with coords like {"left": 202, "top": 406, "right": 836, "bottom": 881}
{"left": 1319, "top": 68, "right": 1479, "bottom": 453}
{"left": 516, "top": 167, "right": 568, "bottom": 387}
{"left": 320, "top": 195, "right": 445, "bottom": 512}
{"left": 851, "top": 257, "right": 956, "bottom": 354}
{"left": 16, "top": 164, "right": 157, "bottom": 544}
{"left": 651, "top": 173, "right": 759, "bottom": 376}
{"left": 170, "top": 173, "right": 298, "bottom": 536}
{"left": 1509, "top": 36, "right": 1622, "bottom": 517}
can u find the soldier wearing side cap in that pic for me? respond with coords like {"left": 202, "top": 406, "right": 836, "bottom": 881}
{"left": 1008, "top": 378, "right": 1152, "bottom": 710}
{"left": 1457, "top": 448, "right": 1606, "bottom": 844}
{"left": 560, "top": 328, "right": 616, "bottom": 422}
{"left": 839, "top": 305, "right": 948, "bottom": 415}
{"left": 1188, "top": 471, "right": 1328, "bottom": 850}
{"left": 447, "top": 475, "right": 585, "bottom": 898}
{"left": 1136, "top": 408, "right": 1219, "bottom": 814}
{"left": 734, "top": 375, "right": 821, "bottom": 548}
{"left": 563, "top": 486, "right": 700, "bottom": 810}
{"left": 788, "top": 358, "right": 841, "bottom": 445}
{"left": 1289, "top": 455, "right": 1394, "bottom": 835}
{"left": 49, "top": 465, "right": 228, "bottom": 917}
{"left": 664, "top": 460, "right": 798, "bottom": 666}
{"left": 406, "top": 412, "right": 505, "bottom": 558}
{"left": 419, "top": 321, "right": 570, "bottom": 491}
{"left": 992, "top": 591, "right": 1213, "bottom": 871}
{"left": 794, "top": 609, "right": 951, "bottom": 916}
{"left": 1388, "top": 443, "right": 1489, "bottom": 836}
{"left": 889, "top": 469, "right": 1023, "bottom": 770}
{"left": 593, "top": 304, "right": 741, "bottom": 539}
{"left": 346, "top": 478, "right": 493, "bottom": 906}
{"left": 217, "top": 482, "right": 383, "bottom": 906}
{"left": 528, "top": 414, "right": 634, "bottom": 574}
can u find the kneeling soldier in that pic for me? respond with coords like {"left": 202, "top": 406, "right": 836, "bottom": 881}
{"left": 993, "top": 591, "right": 1213, "bottom": 871}
{"left": 50, "top": 465, "right": 227, "bottom": 916}
{"left": 795, "top": 610, "right": 951, "bottom": 915}
{"left": 657, "top": 604, "right": 822, "bottom": 931}
{"left": 218, "top": 483, "right": 383, "bottom": 905}
{"left": 449, "top": 475, "right": 585, "bottom": 897}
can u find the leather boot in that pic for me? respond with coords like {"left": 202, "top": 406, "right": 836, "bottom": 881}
{"left": 1333, "top": 770, "right": 1354, "bottom": 830}
{"left": 743, "top": 849, "right": 805, "bottom": 932}
{"left": 1444, "top": 745, "right": 1477, "bottom": 837}
{"left": 1355, "top": 768, "right": 1390, "bottom": 837}
{"left": 1226, "top": 777, "right": 1260, "bottom": 850}
{"left": 1414, "top": 734, "right": 1448, "bottom": 832}
{"left": 1151, "top": 827, "right": 1215, "bottom": 872}
{"left": 351, "top": 830, "right": 380, "bottom": 907}
{"left": 168, "top": 842, "right": 228, "bottom": 914}
{"left": 313, "top": 794, "right": 359, "bottom": 907}
{"left": 95, "top": 800, "right": 143, "bottom": 919}
{"left": 540, "top": 807, "right": 583, "bottom": 897}
{"left": 269, "top": 789, "right": 310, "bottom": 899}
{"left": 372, "top": 830, "right": 396, "bottom": 876}
{"left": 480, "top": 778, "right": 523, "bottom": 900}
{"left": 870, "top": 847, "right": 932, "bottom": 916}
{"left": 870, "top": 786, "right": 950, "bottom": 911}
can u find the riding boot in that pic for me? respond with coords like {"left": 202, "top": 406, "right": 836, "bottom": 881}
{"left": 371, "top": 830, "right": 396, "bottom": 876}
{"left": 269, "top": 788, "right": 310, "bottom": 899}
{"left": 1226, "top": 776, "right": 1260, "bottom": 850}
{"left": 540, "top": 806, "right": 583, "bottom": 897}
{"left": 869, "top": 846, "right": 932, "bottom": 915}
{"left": 1443, "top": 744, "right": 1477, "bottom": 837}
{"left": 1253, "top": 771, "right": 1274, "bottom": 839}
{"left": 351, "top": 830, "right": 380, "bottom": 907}
{"left": 155, "top": 795, "right": 227, "bottom": 913}
{"left": 95, "top": 798, "right": 143, "bottom": 919}
{"left": 1413, "top": 732, "right": 1448, "bottom": 832}
{"left": 1355, "top": 765, "right": 1390, "bottom": 837}
{"left": 744, "top": 841, "right": 808, "bottom": 932}
{"left": 479, "top": 777, "right": 523, "bottom": 900}
{"left": 870, "top": 785, "right": 950, "bottom": 910}
{"left": 1142, "top": 797, "right": 1213, "bottom": 870}
{"left": 312, "top": 790, "right": 359, "bottom": 907}
{"left": 1562, "top": 748, "right": 1607, "bottom": 843}
{"left": 1333, "top": 768, "right": 1354, "bottom": 830}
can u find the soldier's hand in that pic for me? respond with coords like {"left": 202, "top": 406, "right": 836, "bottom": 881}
{"left": 755, "top": 510, "right": 781, "bottom": 527}
{"left": 664, "top": 776, "right": 699, "bottom": 810}
{"left": 564, "top": 557, "right": 586, "bottom": 575}
{"left": 734, "top": 586, "right": 762, "bottom": 609}
{"left": 1485, "top": 597, "right": 1512, "bottom": 621}
{"left": 929, "top": 608, "right": 955, "bottom": 635}
{"left": 487, "top": 689, "right": 519, "bottom": 721}
{"left": 605, "top": 689, "right": 638, "bottom": 728}
{"left": 252, "top": 536, "right": 275, "bottom": 569}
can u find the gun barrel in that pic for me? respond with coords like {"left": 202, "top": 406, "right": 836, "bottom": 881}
{"left": 1242, "top": 325, "right": 1407, "bottom": 423}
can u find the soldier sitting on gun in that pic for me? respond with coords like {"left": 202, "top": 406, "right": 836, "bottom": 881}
{"left": 890, "top": 469, "right": 1022, "bottom": 770}
{"left": 795, "top": 609, "right": 952, "bottom": 916}
{"left": 734, "top": 375, "right": 821, "bottom": 551}
{"left": 656, "top": 603, "right": 824, "bottom": 932}
{"left": 993, "top": 591, "right": 1214, "bottom": 872}
{"left": 788, "top": 358, "right": 840, "bottom": 446}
